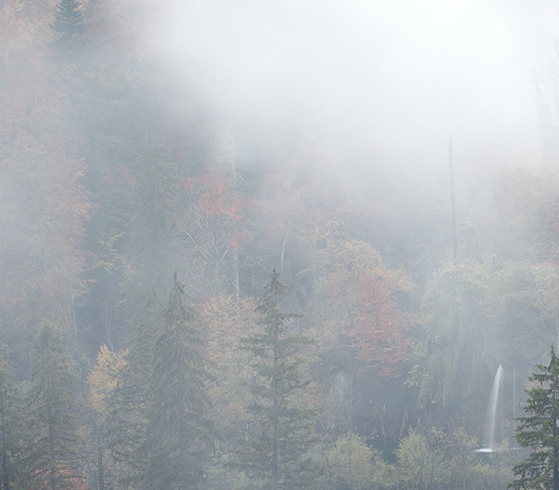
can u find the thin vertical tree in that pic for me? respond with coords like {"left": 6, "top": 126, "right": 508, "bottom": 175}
{"left": 235, "top": 270, "right": 322, "bottom": 490}
{"left": 510, "top": 345, "right": 559, "bottom": 490}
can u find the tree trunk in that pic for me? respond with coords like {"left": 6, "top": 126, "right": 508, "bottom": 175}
{"left": 0, "top": 387, "right": 9, "bottom": 490}
{"left": 48, "top": 407, "right": 57, "bottom": 490}
{"left": 271, "top": 335, "right": 278, "bottom": 490}
{"left": 98, "top": 443, "right": 105, "bottom": 490}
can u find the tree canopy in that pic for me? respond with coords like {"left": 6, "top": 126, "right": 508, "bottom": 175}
{"left": 510, "top": 345, "right": 559, "bottom": 490}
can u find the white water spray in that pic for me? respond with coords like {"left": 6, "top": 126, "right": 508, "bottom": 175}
{"left": 476, "top": 365, "right": 503, "bottom": 453}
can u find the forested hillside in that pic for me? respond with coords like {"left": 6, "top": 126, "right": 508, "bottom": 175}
{"left": 0, "top": 0, "right": 558, "bottom": 489}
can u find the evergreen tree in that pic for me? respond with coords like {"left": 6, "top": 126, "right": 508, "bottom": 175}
{"left": 51, "top": 0, "right": 85, "bottom": 56}
{"left": 127, "top": 142, "right": 179, "bottom": 305}
{"left": 140, "top": 274, "right": 213, "bottom": 490}
{"left": 235, "top": 270, "right": 322, "bottom": 490}
{"left": 106, "top": 293, "right": 160, "bottom": 487}
{"left": 510, "top": 345, "right": 559, "bottom": 490}
{"left": 0, "top": 355, "right": 22, "bottom": 490}
{"left": 22, "top": 323, "right": 82, "bottom": 490}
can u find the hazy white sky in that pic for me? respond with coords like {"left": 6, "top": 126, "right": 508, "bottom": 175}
{"left": 153, "top": 0, "right": 559, "bottom": 170}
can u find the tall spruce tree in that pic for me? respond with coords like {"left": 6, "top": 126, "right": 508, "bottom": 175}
{"left": 127, "top": 142, "right": 179, "bottom": 309}
{"left": 235, "top": 270, "right": 322, "bottom": 490}
{"left": 510, "top": 345, "right": 559, "bottom": 490}
{"left": 22, "top": 323, "right": 82, "bottom": 490}
{"left": 106, "top": 293, "right": 160, "bottom": 487}
{"left": 140, "top": 274, "right": 213, "bottom": 490}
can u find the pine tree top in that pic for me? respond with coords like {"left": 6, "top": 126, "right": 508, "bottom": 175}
{"left": 51, "top": 0, "right": 86, "bottom": 57}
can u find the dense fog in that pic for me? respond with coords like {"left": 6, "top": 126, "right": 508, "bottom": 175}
{"left": 157, "top": 0, "right": 555, "bottom": 164}
{"left": 1, "top": 0, "right": 559, "bottom": 489}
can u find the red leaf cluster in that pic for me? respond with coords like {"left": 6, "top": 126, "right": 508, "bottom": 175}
{"left": 351, "top": 273, "right": 408, "bottom": 377}
{"left": 181, "top": 173, "right": 244, "bottom": 221}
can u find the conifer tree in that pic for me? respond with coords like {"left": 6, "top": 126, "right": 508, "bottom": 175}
{"left": 0, "top": 355, "right": 21, "bottom": 490}
{"left": 128, "top": 142, "right": 179, "bottom": 304}
{"left": 510, "top": 345, "right": 559, "bottom": 490}
{"left": 22, "top": 323, "right": 82, "bottom": 490}
{"left": 235, "top": 270, "right": 322, "bottom": 490}
{"left": 51, "top": 0, "right": 85, "bottom": 56}
{"left": 140, "top": 274, "right": 213, "bottom": 490}
{"left": 106, "top": 294, "right": 160, "bottom": 487}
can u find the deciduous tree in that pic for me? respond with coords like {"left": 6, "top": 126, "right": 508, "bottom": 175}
{"left": 325, "top": 432, "right": 392, "bottom": 490}
{"left": 88, "top": 344, "right": 127, "bottom": 490}
{"left": 352, "top": 272, "right": 410, "bottom": 377}
{"left": 180, "top": 151, "right": 248, "bottom": 301}
{"left": 200, "top": 294, "right": 255, "bottom": 488}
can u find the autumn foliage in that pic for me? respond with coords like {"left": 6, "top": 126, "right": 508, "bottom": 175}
{"left": 182, "top": 172, "right": 244, "bottom": 222}
{"left": 351, "top": 273, "right": 409, "bottom": 377}
{"left": 33, "top": 469, "right": 90, "bottom": 490}
{"left": 0, "top": 1, "right": 557, "bottom": 489}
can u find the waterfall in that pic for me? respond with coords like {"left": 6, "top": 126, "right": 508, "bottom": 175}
{"left": 476, "top": 365, "right": 503, "bottom": 453}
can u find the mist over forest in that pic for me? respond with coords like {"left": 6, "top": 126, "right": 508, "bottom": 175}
{"left": 1, "top": 0, "right": 559, "bottom": 489}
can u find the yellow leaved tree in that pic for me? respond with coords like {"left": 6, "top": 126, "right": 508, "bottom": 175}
{"left": 88, "top": 344, "right": 127, "bottom": 423}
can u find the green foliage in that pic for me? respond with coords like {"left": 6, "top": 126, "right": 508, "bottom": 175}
{"left": 106, "top": 294, "right": 159, "bottom": 485}
{"left": 108, "top": 276, "right": 214, "bottom": 489}
{"left": 416, "top": 261, "right": 498, "bottom": 433}
{"left": 396, "top": 429, "right": 447, "bottom": 490}
{"left": 21, "top": 323, "right": 82, "bottom": 490}
{"left": 234, "top": 270, "right": 322, "bottom": 490}
{"left": 445, "top": 428, "right": 509, "bottom": 490}
{"left": 492, "top": 262, "right": 559, "bottom": 361}
{"left": 394, "top": 427, "right": 510, "bottom": 490}
{"left": 0, "top": 355, "right": 22, "bottom": 490}
{"left": 510, "top": 345, "right": 559, "bottom": 490}
{"left": 128, "top": 142, "right": 179, "bottom": 301}
{"left": 325, "top": 432, "right": 393, "bottom": 490}
{"left": 140, "top": 274, "right": 213, "bottom": 490}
